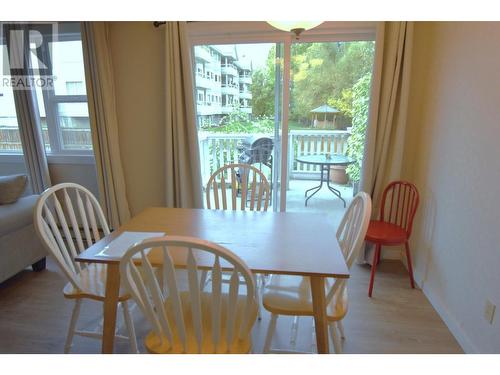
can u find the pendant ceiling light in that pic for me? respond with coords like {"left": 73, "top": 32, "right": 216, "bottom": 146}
{"left": 267, "top": 21, "right": 323, "bottom": 39}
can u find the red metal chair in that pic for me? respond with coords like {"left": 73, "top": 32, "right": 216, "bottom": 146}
{"left": 366, "top": 181, "right": 419, "bottom": 297}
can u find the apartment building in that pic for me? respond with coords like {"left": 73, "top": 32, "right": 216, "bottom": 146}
{"left": 194, "top": 44, "right": 252, "bottom": 127}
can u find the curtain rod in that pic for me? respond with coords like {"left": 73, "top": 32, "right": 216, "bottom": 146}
{"left": 153, "top": 22, "right": 166, "bottom": 28}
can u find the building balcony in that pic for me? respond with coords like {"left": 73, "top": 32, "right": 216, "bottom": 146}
{"left": 194, "top": 46, "right": 212, "bottom": 62}
{"left": 195, "top": 75, "right": 213, "bottom": 89}
{"left": 221, "top": 84, "right": 239, "bottom": 96}
{"left": 197, "top": 102, "right": 222, "bottom": 116}
{"left": 240, "top": 106, "right": 252, "bottom": 114}
{"left": 221, "top": 105, "right": 236, "bottom": 114}
{"left": 221, "top": 65, "right": 238, "bottom": 76}
{"left": 239, "top": 91, "right": 252, "bottom": 99}
{"left": 239, "top": 75, "right": 252, "bottom": 84}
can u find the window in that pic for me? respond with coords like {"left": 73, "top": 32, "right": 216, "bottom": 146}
{"left": 1, "top": 22, "right": 93, "bottom": 155}
{"left": 65, "top": 81, "right": 85, "bottom": 95}
{"left": 0, "top": 45, "right": 24, "bottom": 153}
{"left": 197, "top": 91, "right": 204, "bottom": 104}
{"left": 36, "top": 33, "right": 91, "bottom": 154}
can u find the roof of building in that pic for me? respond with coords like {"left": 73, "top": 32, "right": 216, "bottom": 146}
{"left": 310, "top": 104, "right": 340, "bottom": 113}
{"left": 213, "top": 45, "right": 238, "bottom": 60}
{"left": 234, "top": 58, "right": 252, "bottom": 71}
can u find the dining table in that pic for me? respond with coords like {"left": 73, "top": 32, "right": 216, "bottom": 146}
{"left": 75, "top": 207, "right": 350, "bottom": 354}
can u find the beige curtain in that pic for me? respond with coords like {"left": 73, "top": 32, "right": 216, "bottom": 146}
{"left": 358, "top": 22, "right": 414, "bottom": 264}
{"left": 164, "top": 22, "right": 203, "bottom": 208}
{"left": 7, "top": 25, "right": 51, "bottom": 193}
{"left": 81, "top": 22, "right": 131, "bottom": 229}
{"left": 361, "top": 22, "right": 414, "bottom": 212}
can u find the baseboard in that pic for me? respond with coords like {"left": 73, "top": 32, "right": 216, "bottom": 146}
{"left": 416, "top": 274, "right": 478, "bottom": 353}
{"left": 364, "top": 244, "right": 401, "bottom": 265}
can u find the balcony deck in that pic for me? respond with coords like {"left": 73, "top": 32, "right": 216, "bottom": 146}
{"left": 286, "top": 179, "right": 353, "bottom": 217}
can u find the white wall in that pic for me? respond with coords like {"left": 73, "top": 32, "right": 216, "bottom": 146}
{"left": 406, "top": 22, "right": 500, "bottom": 353}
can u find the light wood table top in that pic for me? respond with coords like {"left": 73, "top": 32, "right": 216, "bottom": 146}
{"left": 76, "top": 207, "right": 349, "bottom": 279}
{"left": 75, "top": 207, "right": 347, "bottom": 354}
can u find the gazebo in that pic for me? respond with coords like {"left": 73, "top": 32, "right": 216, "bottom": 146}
{"left": 310, "top": 104, "right": 340, "bottom": 129}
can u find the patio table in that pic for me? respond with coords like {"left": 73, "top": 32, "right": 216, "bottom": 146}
{"left": 75, "top": 207, "right": 350, "bottom": 354}
{"left": 296, "top": 154, "right": 354, "bottom": 207}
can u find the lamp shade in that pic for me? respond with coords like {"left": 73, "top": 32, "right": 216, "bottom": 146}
{"left": 267, "top": 21, "right": 323, "bottom": 33}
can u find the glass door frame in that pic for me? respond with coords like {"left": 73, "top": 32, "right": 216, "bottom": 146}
{"left": 187, "top": 21, "right": 379, "bottom": 212}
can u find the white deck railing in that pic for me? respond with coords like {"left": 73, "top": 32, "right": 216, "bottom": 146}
{"left": 0, "top": 126, "right": 92, "bottom": 152}
{"left": 1, "top": 126, "right": 350, "bottom": 183}
{"left": 198, "top": 130, "right": 351, "bottom": 184}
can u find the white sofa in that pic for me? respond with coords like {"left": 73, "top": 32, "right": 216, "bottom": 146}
{"left": 0, "top": 195, "right": 47, "bottom": 283}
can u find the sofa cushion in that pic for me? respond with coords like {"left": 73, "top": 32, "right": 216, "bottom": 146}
{"left": 0, "top": 195, "right": 39, "bottom": 237}
{"left": 0, "top": 174, "right": 28, "bottom": 205}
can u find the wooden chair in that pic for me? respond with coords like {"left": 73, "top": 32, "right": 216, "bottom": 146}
{"left": 119, "top": 235, "right": 258, "bottom": 353}
{"left": 366, "top": 181, "right": 419, "bottom": 297}
{"left": 205, "top": 163, "right": 271, "bottom": 319}
{"left": 33, "top": 183, "right": 138, "bottom": 353}
{"left": 261, "top": 192, "right": 372, "bottom": 353}
{"left": 206, "top": 163, "right": 270, "bottom": 211}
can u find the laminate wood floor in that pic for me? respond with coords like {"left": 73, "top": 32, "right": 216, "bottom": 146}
{"left": 0, "top": 257, "right": 462, "bottom": 354}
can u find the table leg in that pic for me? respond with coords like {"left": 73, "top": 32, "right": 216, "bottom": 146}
{"left": 326, "top": 167, "right": 346, "bottom": 208}
{"left": 310, "top": 276, "right": 329, "bottom": 354}
{"left": 102, "top": 263, "right": 120, "bottom": 353}
{"left": 305, "top": 166, "right": 325, "bottom": 206}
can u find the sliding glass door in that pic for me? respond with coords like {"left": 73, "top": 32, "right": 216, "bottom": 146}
{"left": 285, "top": 40, "right": 375, "bottom": 217}
{"left": 193, "top": 42, "right": 284, "bottom": 211}
{"left": 189, "top": 22, "right": 376, "bottom": 214}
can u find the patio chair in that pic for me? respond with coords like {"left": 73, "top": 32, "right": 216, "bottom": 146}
{"left": 119, "top": 235, "right": 258, "bottom": 353}
{"left": 366, "top": 181, "right": 419, "bottom": 297}
{"left": 33, "top": 183, "right": 138, "bottom": 353}
{"left": 261, "top": 192, "right": 372, "bottom": 353}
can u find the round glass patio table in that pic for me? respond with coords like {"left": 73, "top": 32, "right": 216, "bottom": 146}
{"left": 295, "top": 154, "right": 355, "bottom": 207}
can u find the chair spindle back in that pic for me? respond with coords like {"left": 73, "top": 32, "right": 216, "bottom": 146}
{"left": 206, "top": 163, "right": 270, "bottom": 211}
{"left": 120, "top": 236, "right": 257, "bottom": 353}
{"left": 326, "top": 192, "right": 372, "bottom": 303}
{"left": 379, "top": 181, "right": 419, "bottom": 237}
{"left": 34, "top": 182, "right": 110, "bottom": 289}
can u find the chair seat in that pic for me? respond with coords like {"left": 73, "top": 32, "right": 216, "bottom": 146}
{"left": 262, "top": 275, "right": 347, "bottom": 321}
{"left": 144, "top": 291, "right": 258, "bottom": 354}
{"left": 63, "top": 263, "right": 129, "bottom": 301}
{"left": 365, "top": 220, "right": 408, "bottom": 245}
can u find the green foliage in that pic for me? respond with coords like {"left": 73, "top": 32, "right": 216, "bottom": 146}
{"left": 251, "top": 68, "right": 275, "bottom": 117}
{"left": 328, "top": 88, "right": 353, "bottom": 119}
{"left": 346, "top": 73, "right": 372, "bottom": 182}
{"left": 251, "top": 46, "right": 276, "bottom": 117}
{"left": 248, "top": 41, "right": 374, "bottom": 130}
{"left": 289, "top": 41, "right": 375, "bottom": 127}
{"left": 328, "top": 88, "right": 353, "bottom": 129}
{"left": 207, "top": 105, "right": 274, "bottom": 134}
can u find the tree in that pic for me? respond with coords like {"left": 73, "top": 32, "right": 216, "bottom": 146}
{"left": 251, "top": 46, "right": 276, "bottom": 117}
{"left": 237, "top": 41, "right": 375, "bottom": 133}
{"left": 288, "top": 41, "right": 375, "bottom": 127}
{"left": 251, "top": 68, "right": 274, "bottom": 117}
{"left": 346, "top": 72, "right": 372, "bottom": 182}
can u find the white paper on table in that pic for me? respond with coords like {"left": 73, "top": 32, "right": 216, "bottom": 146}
{"left": 96, "top": 231, "right": 166, "bottom": 258}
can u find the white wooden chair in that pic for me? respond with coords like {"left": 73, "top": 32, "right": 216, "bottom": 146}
{"left": 33, "top": 182, "right": 138, "bottom": 353}
{"left": 261, "top": 192, "right": 372, "bottom": 353}
{"left": 119, "top": 235, "right": 258, "bottom": 353}
{"left": 205, "top": 163, "right": 271, "bottom": 319}
{"left": 206, "top": 163, "right": 271, "bottom": 211}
